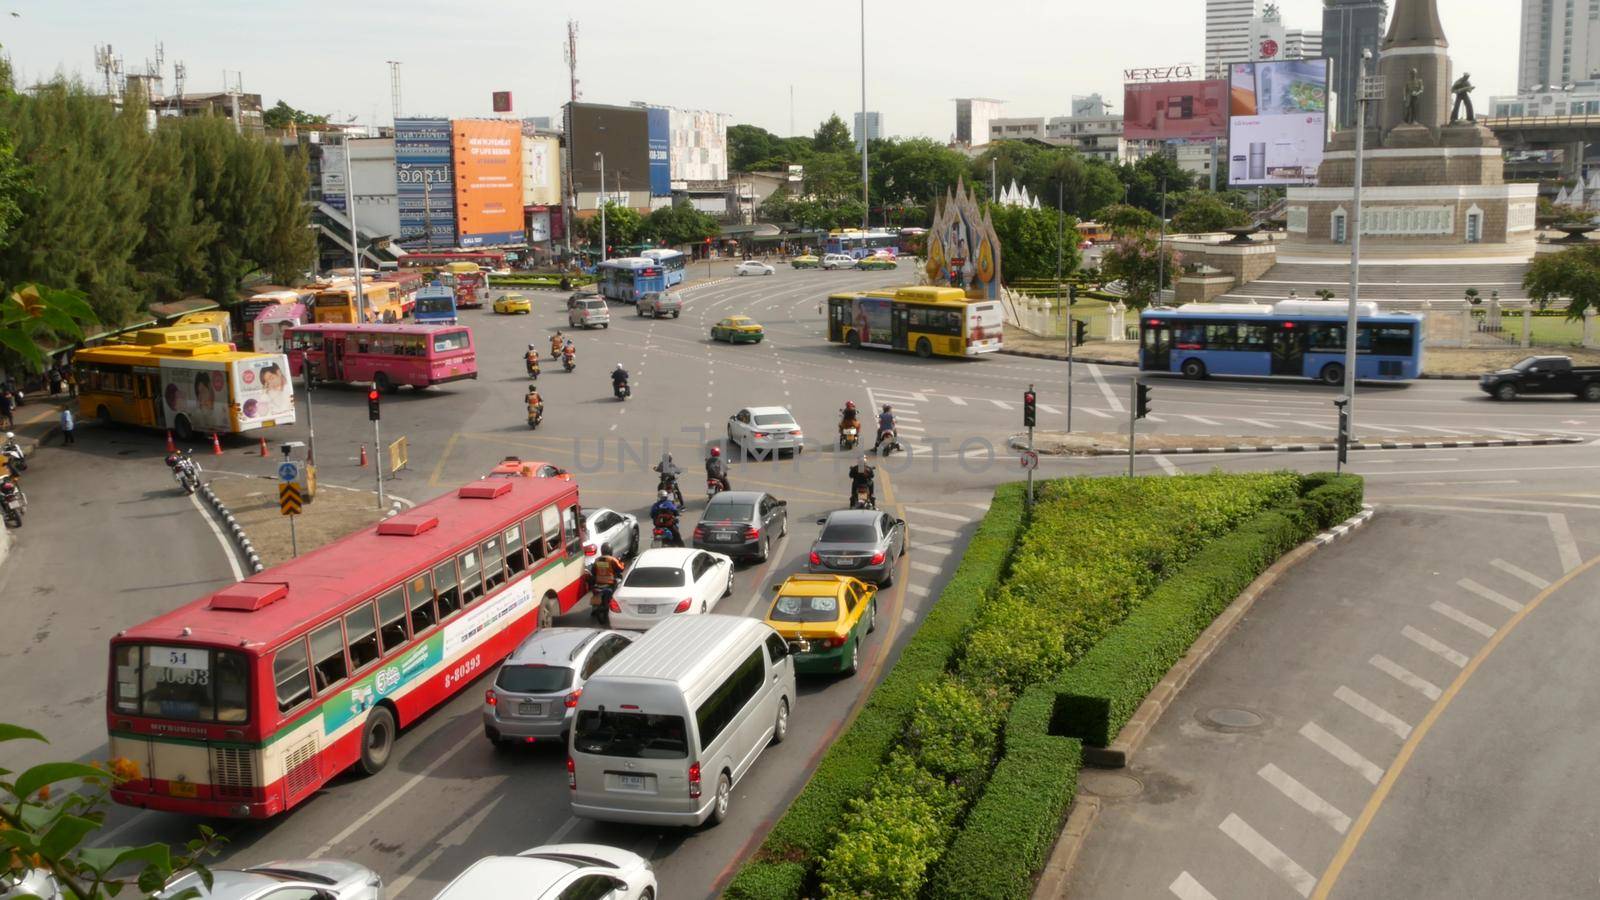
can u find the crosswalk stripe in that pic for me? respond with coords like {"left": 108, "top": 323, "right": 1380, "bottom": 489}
{"left": 1299, "top": 721, "right": 1383, "bottom": 785}
{"left": 1401, "top": 625, "right": 1468, "bottom": 667}
{"left": 1458, "top": 578, "right": 1523, "bottom": 612}
{"left": 1429, "top": 601, "right": 1497, "bottom": 638}
{"left": 1370, "top": 654, "right": 1442, "bottom": 701}
{"left": 1219, "top": 813, "right": 1317, "bottom": 897}
{"left": 918, "top": 545, "right": 953, "bottom": 556}
{"left": 906, "top": 506, "right": 971, "bottom": 522}
{"left": 911, "top": 561, "right": 943, "bottom": 575}
{"left": 1334, "top": 686, "right": 1413, "bottom": 739}
{"left": 1078, "top": 407, "right": 1114, "bottom": 418}
{"left": 1169, "top": 872, "right": 1220, "bottom": 900}
{"left": 946, "top": 395, "right": 967, "bottom": 406}
{"left": 907, "top": 584, "right": 931, "bottom": 597}
{"left": 916, "top": 525, "right": 961, "bottom": 539}
{"left": 989, "top": 399, "right": 1014, "bottom": 410}
{"left": 897, "top": 424, "right": 926, "bottom": 432}
{"left": 1258, "top": 763, "right": 1351, "bottom": 834}
{"left": 1038, "top": 404, "right": 1062, "bottom": 415}
{"left": 1491, "top": 558, "right": 1549, "bottom": 589}
{"left": 1184, "top": 414, "right": 1221, "bottom": 426}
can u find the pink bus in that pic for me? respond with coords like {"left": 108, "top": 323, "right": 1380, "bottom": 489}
{"left": 252, "top": 302, "right": 308, "bottom": 354}
{"left": 283, "top": 323, "right": 478, "bottom": 392}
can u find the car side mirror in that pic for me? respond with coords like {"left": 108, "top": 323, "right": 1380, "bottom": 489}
{"left": 816, "top": 517, "right": 827, "bottom": 525}
{"left": 895, "top": 518, "right": 905, "bottom": 526}
{"left": 770, "top": 583, "right": 783, "bottom": 593}
{"left": 777, "top": 500, "right": 787, "bottom": 507}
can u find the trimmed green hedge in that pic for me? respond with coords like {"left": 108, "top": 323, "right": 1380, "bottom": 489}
{"left": 725, "top": 483, "right": 1029, "bottom": 900}
{"left": 488, "top": 273, "right": 597, "bottom": 287}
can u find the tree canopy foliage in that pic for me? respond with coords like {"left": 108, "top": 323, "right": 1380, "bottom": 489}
{"left": 1525, "top": 244, "right": 1600, "bottom": 318}
{"left": 986, "top": 205, "right": 1081, "bottom": 281}
{"left": 262, "top": 100, "right": 328, "bottom": 130}
{"left": 1171, "top": 191, "right": 1251, "bottom": 234}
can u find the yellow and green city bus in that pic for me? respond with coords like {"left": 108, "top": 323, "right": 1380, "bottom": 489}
{"left": 826, "top": 286, "right": 1003, "bottom": 358}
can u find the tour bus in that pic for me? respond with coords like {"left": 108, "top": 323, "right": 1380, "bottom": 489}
{"left": 283, "top": 322, "right": 478, "bottom": 392}
{"left": 173, "top": 310, "right": 234, "bottom": 345}
{"left": 596, "top": 258, "right": 667, "bottom": 304}
{"left": 374, "top": 270, "right": 425, "bottom": 316}
{"left": 239, "top": 290, "right": 311, "bottom": 346}
{"left": 75, "top": 327, "right": 296, "bottom": 440}
{"left": 640, "top": 248, "right": 687, "bottom": 287}
{"left": 252, "top": 302, "right": 308, "bottom": 354}
{"left": 397, "top": 249, "right": 507, "bottom": 275}
{"left": 1077, "top": 222, "right": 1111, "bottom": 244}
{"left": 1138, "top": 300, "right": 1425, "bottom": 384}
{"left": 413, "top": 283, "right": 459, "bottom": 325}
{"left": 107, "top": 472, "right": 588, "bottom": 819}
{"left": 440, "top": 262, "right": 486, "bottom": 309}
{"left": 825, "top": 229, "right": 900, "bottom": 260}
{"left": 826, "top": 286, "right": 1004, "bottom": 357}
{"left": 313, "top": 281, "right": 404, "bottom": 325}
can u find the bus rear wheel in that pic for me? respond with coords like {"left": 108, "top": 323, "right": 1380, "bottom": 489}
{"left": 1320, "top": 363, "right": 1344, "bottom": 386}
{"left": 374, "top": 372, "right": 396, "bottom": 394}
{"left": 1180, "top": 359, "right": 1207, "bottom": 379}
{"left": 915, "top": 338, "right": 933, "bottom": 359}
{"left": 358, "top": 706, "right": 396, "bottom": 776}
{"left": 173, "top": 414, "right": 194, "bottom": 442}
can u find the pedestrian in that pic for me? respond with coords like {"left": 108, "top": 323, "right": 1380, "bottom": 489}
{"left": 59, "top": 406, "right": 75, "bottom": 445}
{"left": 590, "top": 543, "right": 626, "bottom": 627}
{"left": 0, "top": 390, "right": 12, "bottom": 430}
{"left": 65, "top": 369, "right": 76, "bottom": 399}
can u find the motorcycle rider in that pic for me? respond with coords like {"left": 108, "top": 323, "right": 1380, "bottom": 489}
{"left": 590, "top": 543, "right": 626, "bottom": 626}
{"left": 650, "top": 490, "right": 684, "bottom": 547}
{"left": 550, "top": 331, "right": 565, "bottom": 359}
{"left": 1, "top": 431, "right": 23, "bottom": 474}
{"left": 562, "top": 340, "right": 577, "bottom": 369}
{"left": 838, "top": 400, "right": 860, "bottom": 443}
{"left": 611, "top": 363, "right": 630, "bottom": 398}
{"left": 872, "top": 404, "right": 897, "bottom": 452}
{"left": 705, "top": 445, "right": 730, "bottom": 493}
{"left": 848, "top": 454, "right": 877, "bottom": 508}
{"left": 525, "top": 343, "right": 541, "bottom": 378}
{"left": 525, "top": 382, "right": 544, "bottom": 425}
{"left": 653, "top": 451, "right": 683, "bottom": 502}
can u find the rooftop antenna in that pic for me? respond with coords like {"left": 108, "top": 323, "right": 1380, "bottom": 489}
{"left": 169, "top": 60, "right": 185, "bottom": 114}
{"left": 564, "top": 19, "right": 581, "bottom": 103}
{"left": 386, "top": 60, "right": 402, "bottom": 122}
{"left": 93, "top": 43, "right": 119, "bottom": 98}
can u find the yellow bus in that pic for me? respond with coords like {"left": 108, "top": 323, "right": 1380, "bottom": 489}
{"left": 825, "top": 286, "right": 1004, "bottom": 358}
{"left": 173, "top": 310, "right": 233, "bottom": 345}
{"left": 313, "top": 281, "right": 403, "bottom": 324}
{"left": 75, "top": 327, "right": 296, "bottom": 440}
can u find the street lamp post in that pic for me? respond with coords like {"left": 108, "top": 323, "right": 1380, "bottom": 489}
{"left": 343, "top": 139, "right": 365, "bottom": 322}
{"left": 1343, "top": 50, "right": 1381, "bottom": 442}
{"left": 859, "top": 0, "right": 869, "bottom": 230}
{"left": 595, "top": 151, "right": 607, "bottom": 263}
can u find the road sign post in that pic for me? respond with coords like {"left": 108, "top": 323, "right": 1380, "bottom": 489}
{"left": 1024, "top": 384, "right": 1036, "bottom": 506}
{"left": 279, "top": 481, "right": 304, "bottom": 557}
{"left": 1128, "top": 376, "right": 1137, "bottom": 477}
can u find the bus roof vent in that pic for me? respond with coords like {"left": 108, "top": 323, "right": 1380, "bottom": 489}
{"left": 458, "top": 479, "right": 513, "bottom": 500}
{"left": 209, "top": 582, "right": 289, "bottom": 612}
{"left": 377, "top": 514, "right": 439, "bottom": 536}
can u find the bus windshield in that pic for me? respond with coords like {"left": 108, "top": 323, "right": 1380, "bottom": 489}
{"left": 574, "top": 710, "right": 689, "bottom": 759}
{"left": 416, "top": 296, "right": 454, "bottom": 315}
{"left": 433, "top": 331, "right": 470, "bottom": 353}
{"left": 112, "top": 644, "right": 250, "bottom": 723}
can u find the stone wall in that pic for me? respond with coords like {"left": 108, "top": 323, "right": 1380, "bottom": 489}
{"left": 1175, "top": 274, "right": 1236, "bottom": 304}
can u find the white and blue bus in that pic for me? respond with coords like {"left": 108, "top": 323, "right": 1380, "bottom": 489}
{"left": 413, "top": 283, "right": 458, "bottom": 325}
{"left": 825, "top": 229, "right": 900, "bottom": 260}
{"left": 640, "top": 248, "right": 687, "bottom": 287}
{"left": 596, "top": 257, "right": 668, "bottom": 303}
{"left": 1139, "top": 300, "right": 1424, "bottom": 385}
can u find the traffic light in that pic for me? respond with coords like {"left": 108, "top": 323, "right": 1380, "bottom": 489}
{"left": 367, "top": 385, "right": 381, "bottom": 421}
{"left": 1135, "top": 383, "right": 1152, "bottom": 419}
{"left": 1023, "top": 390, "right": 1037, "bottom": 428}
{"left": 1334, "top": 396, "right": 1350, "bottom": 466}
{"left": 1074, "top": 319, "right": 1088, "bottom": 347}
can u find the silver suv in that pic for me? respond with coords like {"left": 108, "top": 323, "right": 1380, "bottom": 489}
{"left": 483, "top": 628, "right": 634, "bottom": 746}
{"left": 569, "top": 297, "right": 611, "bottom": 329}
{"left": 637, "top": 290, "right": 684, "bottom": 318}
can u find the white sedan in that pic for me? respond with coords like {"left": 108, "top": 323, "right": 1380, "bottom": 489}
{"left": 583, "top": 508, "right": 640, "bottom": 568}
{"left": 727, "top": 406, "right": 804, "bottom": 457}
{"left": 433, "top": 843, "right": 656, "bottom": 900}
{"left": 821, "top": 253, "right": 858, "bottom": 270}
{"left": 735, "top": 260, "right": 776, "bottom": 276}
{"left": 609, "top": 547, "right": 734, "bottom": 630}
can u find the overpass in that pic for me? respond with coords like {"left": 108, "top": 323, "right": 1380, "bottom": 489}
{"left": 1482, "top": 115, "right": 1600, "bottom": 180}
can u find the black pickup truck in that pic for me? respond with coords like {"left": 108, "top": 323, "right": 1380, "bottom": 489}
{"left": 1480, "top": 355, "right": 1600, "bottom": 401}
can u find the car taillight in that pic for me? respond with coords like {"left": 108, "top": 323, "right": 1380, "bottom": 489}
{"left": 693, "top": 526, "right": 706, "bottom": 539}
{"left": 584, "top": 544, "right": 597, "bottom": 556}
{"left": 565, "top": 689, "right": 583, "bottom": 708}
{"left": 753, "top": 432, "right": 768, "bottom": 439}
{"left": 609, "top": 599, "right": 621, "bottom": 613}
{"left": 871, "top": 551, "right": 886, "bottom": 565}
{"left": 688, "top": 761, "right": 702, "bottom": 799}
{"left": 827, "top": 636, "right": 848, "bottom": 648}
{"left": 744, "top": 527, "right": 760, "bottom": 540}
{"left": 793, "top": 431, "right": 803, "bottom": 439}
{"left": 484, "top": 689, "right": 497, "bottom": 706}
{"left": 567, "top": 756, "right": 576, "bottom": 789}
{"left": 674, "top": 598, "right": 693, "bottom": 613}
{"left": 809, "top": 550, "right": 821, "bottom": 565}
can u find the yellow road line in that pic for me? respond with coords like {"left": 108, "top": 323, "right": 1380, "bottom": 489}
{"left": 1311, "top": 550, "right": 1600, "bottom": 898}
{"left": 837, "top": 466, "right": 910, "bottom": 729}
{"left": 427, "top": 433, "right": 460, "bottom": 487}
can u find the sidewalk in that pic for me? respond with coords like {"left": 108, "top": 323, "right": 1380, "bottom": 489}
{"left": 1001, "top": 326, "right": 1137, "bottom": 365}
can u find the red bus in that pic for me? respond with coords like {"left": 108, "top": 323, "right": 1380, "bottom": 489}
{"left": 396, "top": 250, "right": 507, "bottom": 273}
{"left": 108, "top": 473, "right": 589, "bottom": 818}
{"left": 283, "top": 323, "right": 478, "bottom": 392}
{"left": 374, "top": 270, "right": 424, "bottom": 316}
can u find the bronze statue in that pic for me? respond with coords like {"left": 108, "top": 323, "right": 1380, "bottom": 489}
{"left": 1403, "top": 68, "right": 1425, "bottom": 125}
{"left": 1450, "top": 72, "right": 1475, "bottom": 123}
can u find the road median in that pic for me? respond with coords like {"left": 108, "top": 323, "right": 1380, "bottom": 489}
{"left": 1009, "top": 431, "right": 1582, "bottom": 456}
{"left": 205, "top": 473, "right": 400, "bottom": 569}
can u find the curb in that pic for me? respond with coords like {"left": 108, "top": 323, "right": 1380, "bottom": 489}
{"left": 1417, "top": 372, "right": 1482, "bottom": 380}
{"left": 1034, "top": 504, "right": 1377, "bottom": 899}
{"left": 197, "top": 482, "right": 264, "bottom": 574}
{"left": 1011, "top": 435, "right": 1583, "bottom": 456}
{"left": 1000, "top": 348, "right": 1136, "bottom": 367}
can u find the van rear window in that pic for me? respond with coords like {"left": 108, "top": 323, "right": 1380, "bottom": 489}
{"left": 574, "top": 710, "right": 688, "bottom": 759}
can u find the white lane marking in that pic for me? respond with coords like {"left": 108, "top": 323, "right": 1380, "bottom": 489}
{"left": 962, "top": 502, "right": 992, "bottom": 511}
{"left": 1335, "top": 685, "right": 1413, "bottom": 739}
{"left": 1258, "top": 763, "right": 1352, "bottom": 834}
{"left": 88, "top": 811, "right": 155, "bottom": 849}
{"left": 1219, "top": 813, "right": 1317, "bottom": 897}
{"left": 1143, "top": 414, "right": 1166, "bottom": 423}
{"left": 1183, "top": 414, "right": 1221, "bottom": 426}
{"left": 1151, "top": 454, "right": 1179, "bottom": 476}
{"left": 989, "top": 399, "right": 1015, "bottom": 410}
{"left": 311, "top": 728, "right": 480, "bottom": 858}
{"left": 911, "top": 561, "right": 943, "bottom": 575}
{"left": 1370, "top": 654, "right": 1442, "bottom": 701}
{"left": 916, "top": 525, "right": 961, "bottom": 539}
{"left": 907, "top": 584, "right": 931, "bottom": 597}
{"left": 1550, "top": 515, "right": 1582, "bottom": 573}
{"left": 1400, "top": 480, "right": 1519, "bottom": 487}
{"left": 189, "top": 492, "right": 245, "bottom": 582}
{"left": 1286, "top": 419, "right": 1331, "bottom": 431}
{"left": 905, "top": 506, "right": 971, "bottom": 522}
{"left": 918, "top": 544, "right": 953, "bottom": 556}
{"left": 1299, "top": 722, "right": 1383, "bottom": 785}
{"left": 1238, "top": 418, "right": 1279, "bottom": 429}
{"left": 1038, "top": 403, "right": 1063, "bottom": 415}
{"left": 947, "top": 395, "right": 967, "bottom": 406}
{"left": 1490, "top": 558, "right": 1550, "bottom": 589}
{"left": 1352, "top": 422, "right": 1408, "bottom": 434}
{"left": 1169, "top": 871, "right": 1220, "bottom": 900}
{"left": 545, "top": 815, "right": 581, "bottom": 845}
{"left": 896, "top": 424, "right": 926, "bottom": 433}
{"left": 1429, "top": 601, "right": 1497, "bottom": 638}
{"left": 385, "top": 797, "right": 502, "bottom": 898}
{"left": 1078, "top": 407, "right": 1114, "bottom": 419}
{"left": 1457, "top": 578, "right": 1524, "bottom": 612}
{"left": 1088, "top": 364, "right": 1124, "bottom": 413}
{"left": 1402, "top": 625, "right": 1469, "bottom": 668}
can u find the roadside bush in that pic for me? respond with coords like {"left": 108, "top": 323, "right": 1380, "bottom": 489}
{"left": 817, "top": 753, "right": 962, "bottom": 900}
{"left": 904, "top": 678, "right": 1004, "bottom": 790}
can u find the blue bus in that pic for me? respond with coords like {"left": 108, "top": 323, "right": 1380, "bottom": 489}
{"left": 640, "top": 248, "right": 687, "bottom": 287}
{"left": 1139, "top": 300, "right": 1424, "bottom": 385}
{"left": 413, "top": 283, "right": 458, "bottom": 325}
{"left": 596, "top": 258, "right": 667, "bottom": 303}
{"left": 825, "top": 229, "right": 900, "bottom": 260}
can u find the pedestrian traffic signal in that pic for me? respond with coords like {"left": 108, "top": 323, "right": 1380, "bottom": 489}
{"left": 1023, "top": 390, "right": 1037, "bottom": 427}
{"left": 1135, "top": 383, "right": 1152, "bottom": 419}
{"left": 367, "top": 385, "right": 381, "bottom": 421}
{"left": 1074, "top": 319, "right": 1088, "bottom": 347}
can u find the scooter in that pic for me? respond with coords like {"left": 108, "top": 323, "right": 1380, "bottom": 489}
{"left": 1, "top": 432, "right": 25, "bottom": 472}
{"left": 657, "top": 474, "right": 685, "bottom": 508}
{"left": 562, "top": 354, "right": 576, "bottom": 373}
{"left": 166, "top": 450, "right": 201, "bottom": 495}
{"left": 838, "top": 424, "right": 859, "bottom": 451}
{"left": 651, "top": 515, "right": 684, "bottom": 548}
{"left": 525, "top": 357, "right": 540, "bottom": 379}
{"left": 875, "top": 429, "right": 902, "bottom": 456}
{"left": 706, "top": 477, "right": 724, "bottom": 500}
{"left": 614, "top": 380, "right": 630, "bottom": 401}
{"left": 1, "top": 476, "right": 27, "bottom": 527}
{"left": 852, "top": 484, "right": 876, "bottom": 510}
{"left": 527, "top": 404, "right": 544, "bottom": 430}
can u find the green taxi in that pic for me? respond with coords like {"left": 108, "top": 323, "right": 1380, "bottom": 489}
{"left": 711, "top": 315, "right": 765, "bottom": 344}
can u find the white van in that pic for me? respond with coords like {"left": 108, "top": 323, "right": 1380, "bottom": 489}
{"left": 568, "top": 614, "right": 796, "bottom": 827}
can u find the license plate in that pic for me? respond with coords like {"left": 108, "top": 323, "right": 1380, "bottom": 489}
{"left": 619, "top": 774, "right": 645, "bottom": 790}
{"left": 827, "top": 557, "right": 852, "bottom": 566}
{"left": 638, "top": 604, "right": 657, "bottom": 615}
{"left": 518, "top": 702, "right": 542, "bottom": 716}
{"left": 168, "top": 781, "right": 197, "bottom": 798}
{"left": 714, "top": 531, "right": 736, "bottom": 540}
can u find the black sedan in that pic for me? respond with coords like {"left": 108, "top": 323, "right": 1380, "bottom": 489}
{"left": 692, "top": 491, "right": 788, "bottom": 563}
{"left": 807, "top": 509, "right": 907, "bottom": 586}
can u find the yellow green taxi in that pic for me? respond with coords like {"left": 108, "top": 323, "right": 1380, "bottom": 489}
{"left": 791, "top": 254, "right": 821, "bottom": 269}
{"left": 492, "top": 293, "right": 532, "bottom": 315}
{"left": 856, "top": 255, "right": 898, "bottom": 271}
{"left": 763, "top": 574, "right": 877, "bottom": 675}
{"left": 711, "top": 315, "right": 765, "bottom": 344}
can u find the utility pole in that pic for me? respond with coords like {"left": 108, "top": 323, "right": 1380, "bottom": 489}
{"left": 344, "top": 140, "right": 366, "bottom": 322}
{"left": 386, "top": 60, "right": 402, "bottom": 122}
{"left": 565, "top": 19, "right": 581, "bottom": 262}
{"left": 1344, "top": 49, "right": 1381, "bottom": 444}
{"left": 596, "top": 151, "right": 607, "bottom": 263}
{"left": 302, "top": 360, "right": 318, "bottom": 466}
{"left": 859, "top": 0, "right": 869, "bottom": 230}
{"left": 1128, "top": 377, "right": 1138, "bottom": 477}
{"left": 1058, "top": 181, "right": 1073, "bottom": 432}
{"left": 1156, "top": 176, "right": 1168, "bottom": 306}
{"left": 422, "top": 175, "right": 434, "bottom": 251}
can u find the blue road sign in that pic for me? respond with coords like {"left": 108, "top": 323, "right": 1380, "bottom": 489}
{"left": 278, "top": 461, "right": 300, "bottom": 483}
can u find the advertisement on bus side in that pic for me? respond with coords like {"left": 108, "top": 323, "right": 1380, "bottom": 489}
{"left": 322, "top": 636, "right": 442, "bottom": 735}
{"left": 159, "top": 361, "right": 232, "bottom": 434}
{"left": 233, "top": 354, "right": 296, "bottom": 426}
{"left": 850, "top": 296, "right": 893, "bottom": 348}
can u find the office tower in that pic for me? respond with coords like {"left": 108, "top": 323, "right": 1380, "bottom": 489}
{"left": 853, "top": 111, "right": 883, "bottom": 149}
{"left": 1518, "top": 0, "right": 1600, "bottom": 91}
{"left": 954, "top": 98, "right": 1003, "bottom": 145}
{"left": 1208, "top": 0, "right": 1264, "bottom": 77}
{"left": 1324, "top": 0, "right": 1388, "bottom": 130}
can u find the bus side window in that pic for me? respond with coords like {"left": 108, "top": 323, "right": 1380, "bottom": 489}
{"left": 435, "top": 559, "right": 462, "bottom": 620}
{"left": 407, "top": 573, "right": 436, "bottom": 633}
{"left": 459, "top": 549, "right": 484, "bottom": 606}
{"left": 482, "top": 536, "right": 506, "bottom": 591}
{"left": 273, "top": 638, "right": 313, "bottom": 713}
{"left": 542, "top": 507, "right": 562, "bottom": 558}
{"left": 345, "top": 602, "right": 380, "bottom": 671}
{"left": 562, "top": 506, "right": 581, "bottom": 557}
{"left": 378, "top": 587, "right": 408, "bottom": 654}
{"left": 309, "top": 620, "right": 349, "bottom": 694}
{"left": 504, "top": 524, "right": 528, "bottom": 575}
{"left": 524, "top": 515, "right": 548, "bottom": 565}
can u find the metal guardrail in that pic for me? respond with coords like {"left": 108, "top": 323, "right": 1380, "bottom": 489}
{"left": 1483, "top": 114, "right": 1600, "bottom": 130}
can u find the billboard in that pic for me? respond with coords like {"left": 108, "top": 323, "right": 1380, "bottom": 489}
{"left": 565, "top": 103, "right": 650, "bottom": 194}
{"left": 452, "top": 119, "right": 523, "bottom": 247}
{"left": 394, "top": 117, "right": 457, "bottom": 248}
{"left": 1122, "top": 80, "right": 1229, "bottom": 140}
{"left": 647, "top": 107, "right": 671, "bottom": 197}
{"left": 1227, "top": 59, "right": 1329, "bottom": 186}
{"left": 522, "top": 134, "right": 561, "bottom": 206}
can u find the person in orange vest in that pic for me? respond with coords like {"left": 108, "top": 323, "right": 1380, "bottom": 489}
{"left": 590, "top": 543, "right": 625, "bottom": 627}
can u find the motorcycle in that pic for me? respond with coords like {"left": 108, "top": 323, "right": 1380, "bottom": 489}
{"left": 614, "top": 380, "right": 630, "bottom": 401}
{"left": 562, "top": 354, "right": 576, "bottom": 373}
{"left": 875, "top": 429, "right": 902, "bottom": 456}
{"left": 551, "top": 340, "right": 564, "bottom": 360}
{"left": 838, "top": 424, "right": 859, "bottom": 451}
{"left": 0, "top": 476, "right": 26, "bottom": 527}
{"left": 166, "top": 450, "right": 201, "bottom": 495}
{"left": 706, "top": 477, "right": 724, "bottom": 500}
{"left": 651, "top": 515, "right": 684, "bottom": 548}
{"left": 527, "top": 404, "right": 544, "bottom": 430}
{"left": 1, "top": 433, "right": 24, "bottom": 472}
{"left": 656, "top": 474, "right": 685, "bottom": 508}
{"left": 852, "top": 484, "right": 875, "bottom": 510}
{"left": 525, "top": 357, "right": 540, "bottom": 379}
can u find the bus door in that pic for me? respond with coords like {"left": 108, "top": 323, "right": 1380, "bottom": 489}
{"left": 892, "top": 306, "right": 909, "bottom": 349}
{"left": 324, "top": 335, "right": 346, "bottom": 381}
{"left": 1140, "top": 319, "right": 1171, "bottom": 371}
{"left": 136, "top": 368, "right": 163, "bottom": 427}
{"left": 1269, "top": 322, "right": 1305, "bottom": 376}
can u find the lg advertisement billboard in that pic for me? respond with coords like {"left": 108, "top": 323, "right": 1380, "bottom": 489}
{"left": 565, "top": 102, "right": 650, "bottom": 195}
{"left": 394, "top": 117, "right": 457, "bottom": 248}
{"left": 1227, "top": 59, "right": 1329, "bottom": 186}
{"left": 1122, "top": 80, "right": 1229, "bottom": 140}
{"left": 452, "top": 119, "right": 523, "bottom": 248}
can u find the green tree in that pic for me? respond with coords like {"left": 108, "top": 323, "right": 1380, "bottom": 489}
{"left": 643, "top": 200, "right": 719, "bottom": 246}
{"left": 1171, "top": 191, "right": 1250, "bottom": 233}
{"left": 574, "top": 202, "right": 645, "bottom": 249}
{"left": 1099, "top": 233, "right": 1177, "bottom": 309}
{"left": 757, "top": 184, "right": 796, "bottom": 223}
{"left": 1098, "top": 203, "right": 1162, "bottom": 235}
{"left": 813, "top": 114, "right": 854, "bottom": 155}
{"left": 987, "top": 204, "right": 1080, "bottom": 281}
{"left": 0, "top": 129, "right": 28, "bottom": 249}
{"left": 1117, "top": 154, "right": 1195, "bottom": 213}
{"left": 870, "top": 138, "right": 968, "bottom": 207}
{"left": 1525, "top": 244, "right": 1600, "bottom": 317}
{"left": 0, "top": 283, "right": 97, "bottom": 372}
{"left": 802, "top": 150, "right": 859, "bottom": 203}
{"left": 262, "top": 100, "right": 328, "bottom": 130}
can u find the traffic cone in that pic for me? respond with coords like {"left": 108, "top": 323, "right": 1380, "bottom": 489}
{"left": 210, "top": 432, "right": 223, "bottom": 456}
{"left": 359, "top": 444, "right": 368, "bottom": 467}
{"left": 259, "top": 437, "right": 269, "bottom": 457}
{"left": 165, "top": 430, "right": 177, "bottom": 453}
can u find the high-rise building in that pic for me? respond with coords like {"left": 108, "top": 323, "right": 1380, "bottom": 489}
{"left": 1323, "top": 0, "right": 1387, "bottom": 130}
{"left": 954, "top": 98, "right": 1003, "bottom": 145}
{"left": 1517, "top": 0, "right": 1600, "bottom": 91}
{"left": 1071, "top": 94, "right": 1109, "bottom": 117}
{"left": 853, "top": 111, "right": 883, "bottom": 149}
{"left": 1208, "top": 0, "right": 1263, "bottom": 77}
{"left": 1286, "top": 28, "right": 1323, "bottom": 59}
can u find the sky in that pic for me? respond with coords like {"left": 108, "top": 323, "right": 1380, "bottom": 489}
{"left": 2, "top": 0, "right": 1520, "bottom": 141}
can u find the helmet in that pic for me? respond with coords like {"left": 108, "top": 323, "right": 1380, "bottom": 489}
{"left": 601, "top": 543, "right": 613, "bottom": 557}
{"left": 710, "top": 446, "right": 721, "bottom": 457}
{"left": 658, "top": 490, "right": 669, "bottom": 501}
{"left": 844, "top": 401, "right": 856, "bottom": 411}
{"left": 882, "top": 404, "right": 892, "bottom": 412}
{"left": 3, "top": 431, "right": 12, "bottom": 439}
{"left": 527, "top": 343, "right": 535, "bottom": 350}
{"left": 615, "top": 363, "right": 624, "bottom": 369}
{"left": 859, "top": 454, "right": 870, "bottom": 466}
{"left": 164, "top": 453, "right": 179, "bottom": 468}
